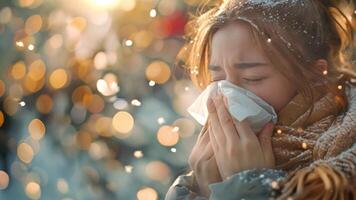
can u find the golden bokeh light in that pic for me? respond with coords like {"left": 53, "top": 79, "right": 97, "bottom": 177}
{"left": 89, "top": 141, "right": 109, "bottom": 160}
{"left": 25, "top": 15, "right": 42, "bottom": 35}
{"left": 69, "top": 17, "right": 87, "bottom": 32}
{"left": 72, "top": 86, "right": 93, "bottom": 107}
{"left": 0, "top": 7, "right": 12, "bottom": 24}
{"left": 136, "top": 187, "right": 158, "bottom": 200}
{"left": 0, "top": 111, "right": 4, "bottom": 127}
{"left": 157, "top": 125, "right": 179, "bottom": 146}
{"left": 172, "top": 118, "right": 196, "bottom": 138}
{"left": 94, "top": 52, "right": 108, "bottom": 70}
{"left": 48, "top": 34, "right": 63, "bottom": 49}
{"left": 86, "top": 0, "right": 120, "bottom": 9}
{"left": 3, "top": 96, "right": 19, "bottom": 116}
{"left": 87, "top": 94, "right": 105, "bottom": 113}
{"left": 0, "top": 80, "right": 5, "bottom": 97}
{"left": 36, "top": 94, "right": 53, "bottom": 114}
{"left": 23, "top": 75, "right": 45, "bottom": 94}
{"left": 76, "top": 131, "right": 92, "bottom": 150}
{"left": 145, "top": 161, "right": 171, "bottom": 182}
{"left": 28, "top": 59, "right": 46, "bottom": 81}
{"left": 118, "top": 0, "right": 136, "bottom": 11}
{"left": 145, "top": 61, "right": 171, "bottom": 84}
{"left": 28, "top": 119, "right": 46, "bottom": 140}
{"left": 8, "top": 83, "right": 23, "bottom": 99}
{"left": 25, "top": 181, "right": 41, "bottom": 200}
{"left": 96, "top": 73, "right": 119, "bottom": 96}
{"left": 0, "top": 170, "right": 10, "bottom": 190}
{"left": 112, "top": 111, "right": 134, "bottom": 134}
{"left": 11, "top": 61, "right": 26, "bottom": 80}
{"left": 49, "top": 69, "right": 68, "bottom": 89}
{"left": 95, "top": 116, "right": 113, "bottom": 137}
{"left": 17, "top": 143, "right": 34, "bottom": 164}
{"left": 18, "top": 0, "right": 43, "bottom": 8}
{"left": 132, "top": 30, "right": 153, "bottom": 49}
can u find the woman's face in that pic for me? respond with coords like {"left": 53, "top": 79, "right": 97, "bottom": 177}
{"left": 209, "top": 21, "right": 298, "bottom": 113}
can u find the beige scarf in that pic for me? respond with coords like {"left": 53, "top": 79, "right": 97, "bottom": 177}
{"left": 272, "top": 75, "right": 356, "bottom": 200}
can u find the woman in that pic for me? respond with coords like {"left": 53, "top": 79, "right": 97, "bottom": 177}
{"left": 165, "top": 0, "right": 356, "bottom": 199}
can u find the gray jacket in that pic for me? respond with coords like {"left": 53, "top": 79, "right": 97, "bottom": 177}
{"left": 165, "top": 168, "right": 286, "bottom": 200}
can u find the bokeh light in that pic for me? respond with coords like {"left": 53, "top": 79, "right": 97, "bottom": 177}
{"left": 49, "top": 69, "right": 69, "bottom": 89}
{"left": 36, "top": 94, "right": 53, "bottom": 114}
{"left": 25, "top": 15, "right": 42, "bottom": 35}
{"left": 112, "top": 111, "right": 134, "bottom": 135}
{"left": 137, "top": 187, "right": 158, "bottom": 200}
{"left": 157, "top": 125, "right": 179, "bottom": 146}
{"left": 10, "top": 61, "right": 26, "bottom": 80}
{"left": 25, "top": 181, "right": 41, "bottom": 200}
{"left": 0, "top": 170, "right": 10, "bottom": 190}
{"left": 17, "top": 143, "right": 34, "bottom": 164}
{"left": 28, "top": 119, "right": 46, "bottom": 140}
{"left": 0, "top": 0, "right": 215, "bottom": 199}
{"left": 145, "top": 61, "right": 171, "bottom": 84}
{"left": 0, "top": 111, "right": 4, "bottom": 127}
{"left": 145, "top": 161, "right": 171, "bottom": 182}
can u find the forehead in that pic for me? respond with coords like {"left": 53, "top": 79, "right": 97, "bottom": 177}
{"left": 211, "top": 21, "right": 260, "bottom": 61}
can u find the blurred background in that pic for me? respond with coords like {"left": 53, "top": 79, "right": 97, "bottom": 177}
{"left": 0, "top": 0, "right": 355, "bottom": 200}
{"left": 0, "top": 0, "right": 213, "bottom": 199}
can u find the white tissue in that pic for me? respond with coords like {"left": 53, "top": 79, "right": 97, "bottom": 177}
{"left": 187, "top": 80, "right": 278, "bottom": 133}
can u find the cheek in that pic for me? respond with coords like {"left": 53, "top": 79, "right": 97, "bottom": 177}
{"left": 251, "top": 76, "right": 297, "bottom": 112}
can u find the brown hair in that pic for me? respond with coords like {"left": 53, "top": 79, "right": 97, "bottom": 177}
{"left": 176, "top": 0, "right": 355, "bottom": 126}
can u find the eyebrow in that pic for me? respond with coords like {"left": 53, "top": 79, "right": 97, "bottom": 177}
{"left": 208, "top": 62, "right": 268, "bottom": 70}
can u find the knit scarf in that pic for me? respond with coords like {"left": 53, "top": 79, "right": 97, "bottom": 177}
{"left": 272, "top": 75, "right": 356, "bottom": 200}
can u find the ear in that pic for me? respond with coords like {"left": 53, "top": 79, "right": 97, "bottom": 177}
{"left": 313, "top": 59, "right": 328, "bottom": 75}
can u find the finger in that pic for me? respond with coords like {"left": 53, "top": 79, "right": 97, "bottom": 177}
{"left": 208, "top": 123, "right": 219, "bottom": 155}
{"left": 197, "top": 126, "right": 210, "bottom": 146}
{"left": 189, "top": 127, "right": 209, "bottom": 168}
{"left": 197, "top": 122, "right": 209, "bottom": 142}
{"left": 213, "top": 93, "right": 240, "bottom": 142}
{"left": 207, "top": 95, "right": 226, "bottom": 147}
{"left": 199, "top": 142, "right": 214, "bottom": 161}
{"left": 234, "top": 119, "right": 258, "bottom": 141}
{"left": 257, "top": 122, "right": 275, "bottom": 167}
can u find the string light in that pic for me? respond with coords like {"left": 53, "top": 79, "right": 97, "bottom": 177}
{"left": 19, "top": 101, "right": 26, "bottom": 107}
{"left": 148, "top": 80, "right": 156, "bottom": 86}
{"left": 157, "top": 117, "right": 165, "bottom": 124}
{"left": 125, "top": 39, "right": 133, "bottom": 47}
{"left": 28, "top": 44, "right": 35, "bottom": 51}
{"left": 302, "top": 142, "right": 308, "bottom": 149}
{"left": 16, "top": 41, "right": 24, "bottom": 47}
{"left": 131, "top": 99, "right": 141, "bottom": 106}
{"left": 149, "top": 9, "right": 157, "bottom": 18}
{"left": 133, "top": 150, "right": 143, "bottom": 158}
{"left": 125, "top": 165, "right": 133, "bottom": 173}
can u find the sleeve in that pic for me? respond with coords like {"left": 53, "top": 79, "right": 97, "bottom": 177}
{"left": 208, "top": 168, "right": 287, "bottom": 200}
{"left": 164, "top": 171, "right": 208, "bottom": 200}
{"left": 276, "top": 144, "right": 356, "bottom": 200}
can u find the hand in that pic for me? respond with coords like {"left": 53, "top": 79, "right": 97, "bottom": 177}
{"left": 207, "top": 90, "right": 275, "bottom": 181}
{"left": 188, "top": 123, "right": 222, "bottom": 197}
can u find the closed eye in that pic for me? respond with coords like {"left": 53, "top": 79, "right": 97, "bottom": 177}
{"left": 243, "top": 78, "right": 265, "bottom": 82}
